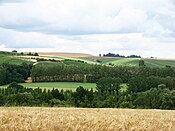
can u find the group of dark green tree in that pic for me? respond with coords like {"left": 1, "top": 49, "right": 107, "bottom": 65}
{"left": 101, "top": 53, "right": 141, "bottom": 58}
{"left": 31, "top": 62, "right": 175, "bottom": 83}
{"left": 0, "top": 61, "right": 174, "bottom": 109}
{"left": 0, "top": 77, "right": 174, "bottom": 109}
{"left": 0, "top": 63, "right": 32, "bottom": 85}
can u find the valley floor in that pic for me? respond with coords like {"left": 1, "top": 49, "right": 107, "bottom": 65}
{"left": 0, "top": 107, "right": 174, "bottom": 131}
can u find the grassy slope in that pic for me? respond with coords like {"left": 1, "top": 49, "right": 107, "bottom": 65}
{"left": 0, "top": 56, "right": 30, "bottom": 65}
{"left": 0, "top": 107, "right": 174, "bottom": 131}
{"left": 0, "top": 51, "right": 32, "bottom": 65}
{"left": 82, "top": 57, "right": 175, "bottom": 67}
{"left": 144, "top": 59, "right": 175, "bottom": 67}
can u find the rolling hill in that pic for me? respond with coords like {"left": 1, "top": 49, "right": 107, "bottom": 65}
{"left": 81, "top": 57, "right": 175, "bottom": 67}
{"left": 1, "top": 51, "right": 175, "bottom": 67}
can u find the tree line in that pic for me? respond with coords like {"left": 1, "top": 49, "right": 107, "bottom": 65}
{"left": 31, "top": 63, "right": 175, "bottom": 83}
{"left": 102, "top": 53, "right": 141, "bottom": 58}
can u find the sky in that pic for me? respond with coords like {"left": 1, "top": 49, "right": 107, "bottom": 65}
{"left": 0, "top": 0, "right": 175, "bottom": 58}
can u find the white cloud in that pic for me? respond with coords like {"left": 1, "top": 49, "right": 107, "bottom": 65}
{"left": 0, "top": 0, "right": 174, "bottom": 35}
{"left": 0, "top": 0, "right": 175, "bottom": 58}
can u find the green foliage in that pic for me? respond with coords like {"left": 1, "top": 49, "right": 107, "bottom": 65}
{"left": 73, "top": 86, "right": 94, "bottom": 107}
{"left": 96, "top": 77, "right": 122, "bottom": 95}
{"left": 31, "top": 62, "right": 175, "bottom": 85}
{"left": 7, "top": 82, "right": 25, "bottom": 94}
{"left": 128, "top": 76, "right": 175, "bottom": 92}
{"left": 0, "top": 63, "right": 32, "bottom": 86}
{"left": 134, "top": 88, "right": 175, "bottom": 109}
{"left": 0, "top": 82, "right": 174, "bottom": 109}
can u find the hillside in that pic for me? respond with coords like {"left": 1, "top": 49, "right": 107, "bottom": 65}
{"left": 0, "top": 51, "right": 32, "bottom": 65}
{"left": 81, "top": 57, "right": 175, "bottom": 67}
{"left": 1, "top": 51, "right": 175, "bottom": 67}
{"left": 28, "top": 52, "right": 175, "bottom": 67}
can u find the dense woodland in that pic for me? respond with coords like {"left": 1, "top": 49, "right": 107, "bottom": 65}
{"left": 0, "top": 61, "right": 175, "bottom": 109}
{"left": 31, "top": 62, "right": 175, "bottom": 84}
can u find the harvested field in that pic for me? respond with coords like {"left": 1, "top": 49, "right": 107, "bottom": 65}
{"left": 38, "top": 52, "right": 94, "bottom": 58}
{"left": 0, "top": 107, "right": 174, "bottom": 131}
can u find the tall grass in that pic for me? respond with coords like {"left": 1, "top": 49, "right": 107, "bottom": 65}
{"left": 0, "top": 107, "right": 174, "bottom": 131}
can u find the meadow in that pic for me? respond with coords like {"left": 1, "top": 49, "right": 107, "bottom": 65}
{"left": 0, "top": 82, "right": 96, "bottom": 91}
{"left": 0, "top": 52, "right": 31, "bottom": 65}
{"left": 0, "top": 107, "right": 174, "bottom": 131}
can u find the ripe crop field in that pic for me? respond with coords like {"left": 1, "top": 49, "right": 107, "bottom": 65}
{"left": 0, "top": 107, "right": 174, "bottom": 131}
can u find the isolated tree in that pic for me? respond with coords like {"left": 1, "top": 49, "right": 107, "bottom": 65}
{"left": 7, "top": 82, "right": 24, "bottom": 94}
{"left": 139, "top": 60, "right": 145, "bottom": 67}
{"left": 34, "top": 53, "right": 39, "bottom": 56}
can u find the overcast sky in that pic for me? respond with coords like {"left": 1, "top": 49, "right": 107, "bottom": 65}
{"left": 0, "top": 0, "right": 175, "bottom": 58}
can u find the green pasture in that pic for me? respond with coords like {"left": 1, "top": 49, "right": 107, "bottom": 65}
{"left": 0, "top": 56, "right": 31, "bottom": 65}
{"left": 0, "top": 82, "right": 129, "bottom": 92}
{"left": 144, "top": 59, "right": 175, "bottom": 67}
{"left": 0, "top": 82, "right": 96, "bottom": 91}
{"left": 0, "top": 51, "right": 32, "bottom": 65}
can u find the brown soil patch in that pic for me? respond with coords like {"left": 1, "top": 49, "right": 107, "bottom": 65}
{"left": 25, "top": 77, "right": 32, "bottom": 83}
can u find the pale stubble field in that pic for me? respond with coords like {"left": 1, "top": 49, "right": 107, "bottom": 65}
{"left": 0, "top": 107, "right": 174, "bottom": 131}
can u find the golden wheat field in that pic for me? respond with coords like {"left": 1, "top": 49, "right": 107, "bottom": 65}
{"left": 0, "top": 107, "right": 175, "bottom": 131}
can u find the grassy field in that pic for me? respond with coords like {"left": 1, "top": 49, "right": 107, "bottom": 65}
{"left": 0, "top": 56, "right": 30, "bottom": 65}
{"left": 0, "top": 52, "right": 30, "bottom": 65}
{"left": 0, "top": 82, "right": 129, "bottom": 92}
{"left": 0, "top": 51, "right": 32, "bottom": 65}
{"left": 0, "top": 107, "right": 174, "bottom": 131}
{"left": 144, "top": 59, "right": 175, "bottom": 67}
{"left": 0, "top": 82, "right": 128, "bottom": 92}
{"left": 0, "top": 82, "right": 96, "bottom": 91}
